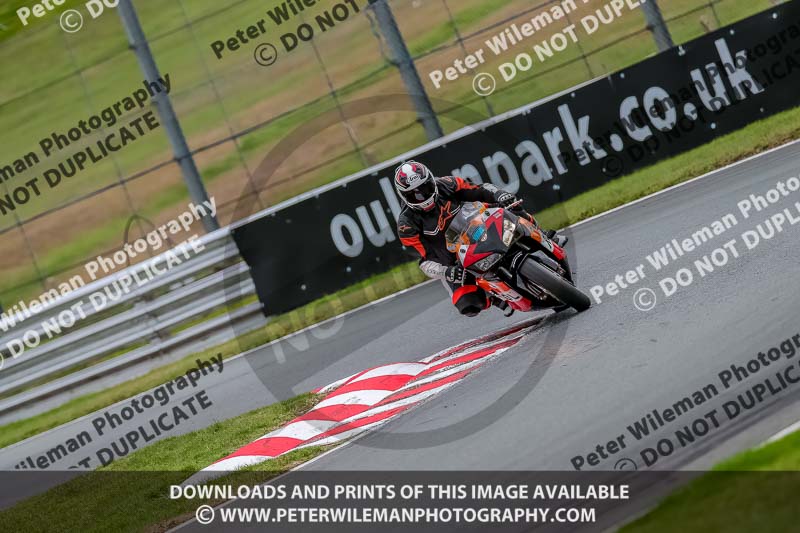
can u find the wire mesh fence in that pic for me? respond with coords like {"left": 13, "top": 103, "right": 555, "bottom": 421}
{"left": 0, "top": 0, "right": 782, "bottom": 307}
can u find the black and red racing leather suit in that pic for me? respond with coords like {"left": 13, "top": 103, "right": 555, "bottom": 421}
{"left": 396, "top": 176, "right": 519, "bottom": 316}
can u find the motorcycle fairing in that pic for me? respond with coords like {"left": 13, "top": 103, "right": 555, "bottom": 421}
{"left": 460, "top": 210, "right": 505, "bottom": 269}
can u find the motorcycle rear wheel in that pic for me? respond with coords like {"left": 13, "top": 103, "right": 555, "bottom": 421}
{"left": 519, "top": 258, "right": 591, "bottom": 312}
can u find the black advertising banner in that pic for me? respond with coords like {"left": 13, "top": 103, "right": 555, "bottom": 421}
{"left": 234, "top": 4, "right": 800, "bottom": 316}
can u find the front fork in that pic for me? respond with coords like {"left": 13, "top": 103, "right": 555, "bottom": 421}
{"left": 508, "top": 224, "right": 575, "bottom": 286}
{"left": 481, "top": 211, "right": 573, "bottom": 308}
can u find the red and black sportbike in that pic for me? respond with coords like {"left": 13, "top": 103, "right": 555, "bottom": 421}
{"left": 445, "top": 201, "right": 591, "bottom": 313}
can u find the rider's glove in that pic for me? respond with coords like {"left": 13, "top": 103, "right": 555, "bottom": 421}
{"left": 445, "top": 265, "right": 466, "bottom": 284}
{"left": 495, "top": 191, "right": 518, "bottom": 207}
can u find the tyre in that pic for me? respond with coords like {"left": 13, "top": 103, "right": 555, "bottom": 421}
{"left": 519, "top": 258, "right": 591, "bottom": 312}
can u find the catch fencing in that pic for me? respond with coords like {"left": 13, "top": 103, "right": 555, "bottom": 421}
{"left": 0, "top": 0, "right": 773, "bottom": 306}
{"left": 0, "top": 0, "right": 783, "bottom": 414}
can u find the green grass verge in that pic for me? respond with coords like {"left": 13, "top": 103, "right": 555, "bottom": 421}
{"left": 3, "top": 103, "right": 800, "bottom": 450}
{"left": 1, "top": 108, "right": 800, "bottom": 533}
{"left": 2, "top": 382, "right": 799, "bottom": 532}
{"left": 1, "top": 0, "right": 773, "bottom": 305}
{"left": 623, "top": 429, "right": 800, "bottom": 533}
{"left": 534, "top": 104, "right": 800, "bottom": 230}
{"left": 0, "top": 261, "right": 426, "bottom": 449}
{"left": 0, "top": 393, "right": 328, "bottom": 533}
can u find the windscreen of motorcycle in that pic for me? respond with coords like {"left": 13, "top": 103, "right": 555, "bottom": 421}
{"left": 445, "top": 201, "right": 487, "bottom": 253}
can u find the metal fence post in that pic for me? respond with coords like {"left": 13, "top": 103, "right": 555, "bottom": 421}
{"left": 641, "top": 0, "right": 674, "bottom": 52}
{"left": 368, "top": 0, "right": 444, "bottom": 142}
{"left": 117, "top": 0, "right": 219, "bottom": 232}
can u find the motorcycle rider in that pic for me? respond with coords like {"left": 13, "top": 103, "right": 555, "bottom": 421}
{"left": 394, "top": 160, "right": 564, "bottom": 317}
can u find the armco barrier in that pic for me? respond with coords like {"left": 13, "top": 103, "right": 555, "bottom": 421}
{"left": 3, "top": 5, "right": 797, "bottom": 418}
{"left": 0, "top": 229, "right": 264, "bottom": 416}
{"left": 233, "top": 4, "right": 800, "bottom": 316}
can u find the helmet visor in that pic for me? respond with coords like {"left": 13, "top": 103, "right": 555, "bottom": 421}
{"left": 401, "top": 180, "right": 436, "bottom": 206}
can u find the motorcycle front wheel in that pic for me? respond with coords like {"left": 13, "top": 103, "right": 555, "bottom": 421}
{"left": 519, "top": 258, "right": 591, "bottom": 312}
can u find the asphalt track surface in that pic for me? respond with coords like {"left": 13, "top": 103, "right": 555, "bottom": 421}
{"left": 280, "top": 141, "right": 800, "bottom": 474}
{"left": 5, "top": 142, "right": 800, "bottom": 526}
{"left": 175, "top": 141, "right": 800, "bottom": 530}
{"left": 264, "top": 138, "right": 800, "bottom": 470}
{"left": 294, "top": 140, "right": 800, "bottom": 472}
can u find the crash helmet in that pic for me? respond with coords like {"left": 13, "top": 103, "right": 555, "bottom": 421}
{"left": 393, "top": 161, "right": 437, "bottom": 211}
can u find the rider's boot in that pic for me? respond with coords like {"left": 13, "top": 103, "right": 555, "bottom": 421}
{"left": 491, "top": 296, "right": 515, "bottom": 317}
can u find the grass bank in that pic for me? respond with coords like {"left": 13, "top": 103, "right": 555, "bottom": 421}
{"left": 2, "top": 392, "right": 800, "bottom": 531}
{"left": 623, "top": 429, "right": 800, "bottom": 532}
{"left": 535, "top": 104, "right": 800, "bottom": 230}
{"left": 0, "top": 261, "right": 426, "bottom": 449}
{"left": 1, "top": 108, "right": 800, "bottom": 532}
{"left": 0, "top": 0, "right": 774, "bottom": 305}
{"left": 0, "top": 393, "right": 328, "bottom": 533}
{"left": 2, "top": 104, "right": 800, "bottom": 449}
